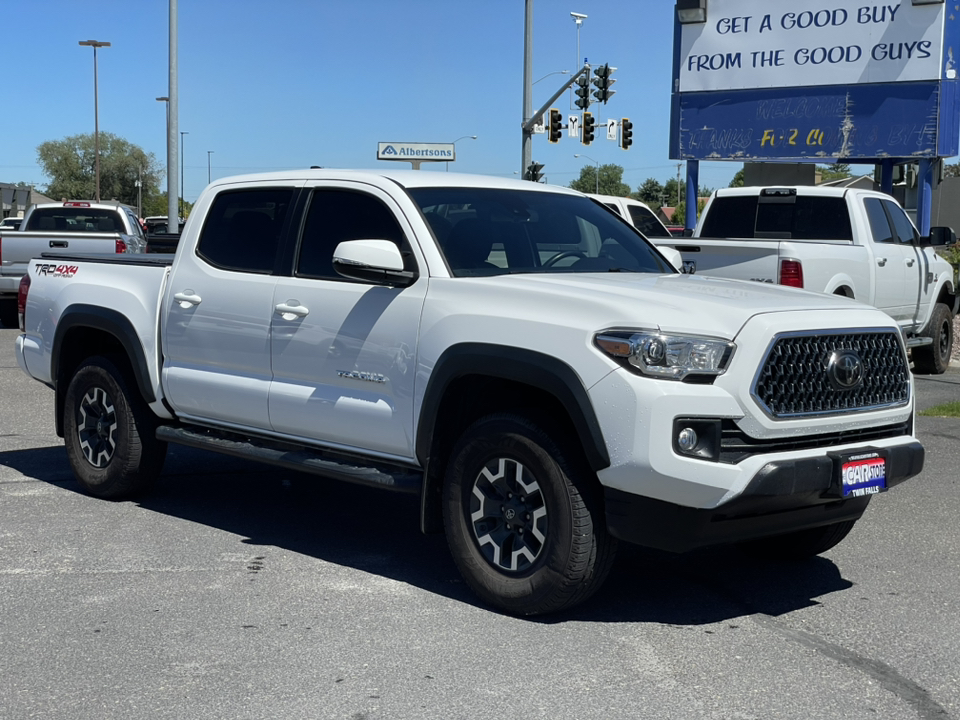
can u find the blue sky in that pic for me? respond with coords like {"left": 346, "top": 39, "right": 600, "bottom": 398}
{"left": 4, "top": 0, "right": 745, "bottom": 202}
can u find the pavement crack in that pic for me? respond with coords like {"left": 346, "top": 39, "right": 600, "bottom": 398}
{"left": 751, "top": 614, "right": 952, "bottom": 720}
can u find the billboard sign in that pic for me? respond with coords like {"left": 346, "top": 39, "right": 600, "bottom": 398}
{"left": 679, "top": 0, "right": 947, "bottom": 92}
{"left": 671, "top": 0, "right": 960, "bottom": 162}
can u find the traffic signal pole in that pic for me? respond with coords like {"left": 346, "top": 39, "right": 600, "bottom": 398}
{"left": 522, "top": 0, "right": 534, "bottom": 180}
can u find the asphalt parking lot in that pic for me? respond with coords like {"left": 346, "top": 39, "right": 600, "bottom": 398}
{"left": 2, "top": 326, "right": 959, "bottom": 720}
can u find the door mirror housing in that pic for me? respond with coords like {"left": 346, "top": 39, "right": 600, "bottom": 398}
{"left": 657, "top": 246, "right": 684, "bottom": 272}
{"left": 920, "top": 226, "right": 956, "bottom": 247}
{"left": 332, "top": 239, "right": 417, "bottom": 287}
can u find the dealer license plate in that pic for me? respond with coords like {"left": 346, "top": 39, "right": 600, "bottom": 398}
{"left": 840, "top": 452, "right": 887, "bottom": 498}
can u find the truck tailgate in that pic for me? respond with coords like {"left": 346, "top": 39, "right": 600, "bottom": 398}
{"left": 19, "top": 254, "right": 173, "bottom": 400}
{"left": 1, "top": 231, "right": 126, "bottom": 292}
{"left": 655, "top": 237, "right": 782, "bottom": 283}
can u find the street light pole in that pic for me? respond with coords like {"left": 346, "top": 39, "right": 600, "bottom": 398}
{"left": 78, "top": 40, "right": 111, "bottom": 202}
{"left": 447, "top": 135, "right": 477, "bottom": 171}
{"left": 207, "top": 150, "right": 213, "bottom": 184}
{"left": 180, "top": 131, "right": 188, "bottom": 220}
{"left": 574, "top": 153, "right": 600, "bottom": 194}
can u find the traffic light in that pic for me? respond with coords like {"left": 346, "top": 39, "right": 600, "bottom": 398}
{"left": 526, "top": 162, "right": 545, "bottom": 182}
{"left": 592, "top": 64, "right": 617, "bottom": 104}
{"left": 582, "top": 112, "right": 595, "bottom": 146}
{"left": 574, "top": 74, "right": 591, "bottom": 110}
{"left": 620, "top": 118, "right": 634, "bottom": 150}
{"left": 548, "top": 109, "right": 563, "bottom": 143}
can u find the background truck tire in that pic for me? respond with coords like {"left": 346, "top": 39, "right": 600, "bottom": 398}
{"left": 442, "top": 413, "right": 616, "bottom": 616}
{"left": 63, "top": 356, "right": 167, "bottom": 499}
{"left": 0, "top": 299, "right": 17, "bottom": 329}
{"left": 739, "top": 519, "right": 857, "bottom": 560}
{"left": 913, "top": 302, "right": 953, "bottom": 375}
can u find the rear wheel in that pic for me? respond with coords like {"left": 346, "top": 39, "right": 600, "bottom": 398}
{"left": 739, "top": 520, "right": 857, "bottom": 560}
{"left": 913, "top": 302, "right": 953, "bottom": 374}
{"left": 63, "top": 356, "right": 167, "bottom": 498}
{"left": 443, "top": 413, "right": 616, "bottom": 615}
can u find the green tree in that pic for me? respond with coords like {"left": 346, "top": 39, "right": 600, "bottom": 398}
{"left": 729, "top": 167, "right": 745, "bottom": 187}
{"left": 818, "top": 162, "right": 851, "bottom": 182}
{"left": 37, "top": 132, "right": 163, "bottom": 209}
{"left": 674, "top": 197, "right": 708, "bottom": 228}
{"left": 944, "top": 161, "right": 960, "bottom": 178}
{"left": 635, "top": 177, "right": 664, "bottom": 205}
{"left": 569, "top": 163, "right": 630, "bottom": 196}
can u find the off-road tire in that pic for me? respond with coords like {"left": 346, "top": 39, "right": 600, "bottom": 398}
{"left": 739, "top": 519, "right": 857, "bottom": 560}
{"left": 443, "top": 413, "right": 616, "bottom": 616}
{"left": 912, "top": 302, "right": 953, "bottom": 375}
{"left": 63, "top": 356, "right": 167, "bottom": 498}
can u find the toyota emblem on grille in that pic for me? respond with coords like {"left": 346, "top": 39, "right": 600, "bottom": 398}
{"left": 828, "top": 350, "right": 864, "bottom": 390}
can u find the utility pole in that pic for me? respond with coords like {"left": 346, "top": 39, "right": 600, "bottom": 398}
{"left": 167, "top": 0, "right": 179, "bottom": 231}
{"left": 78, "top": 40, "right": 111, "bottom": 203}
{"left": 521, "top": 0, "right": 534, "bottom": 178}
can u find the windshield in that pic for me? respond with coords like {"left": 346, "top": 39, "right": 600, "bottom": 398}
{"left": 409, "top": 187, "right": 673, "bottom": 277}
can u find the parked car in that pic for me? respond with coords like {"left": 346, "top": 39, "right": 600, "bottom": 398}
{"left": 15, "top": 169, "right": 924, "bottom": 615}
{"left": 0, "top": 217, "right": 23, "bottom": 231}
{"left": 588, "top": 194, "right": 673, "bottom": 238}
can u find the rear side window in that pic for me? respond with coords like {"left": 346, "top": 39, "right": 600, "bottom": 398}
{"left": 628, "top": 205, "right": 669, "bottom": 238}
{"left": 296, "top": 189, "right": 411, "bottom": 280}
{"left": 196, "top": 188, "right": 293, "bottom": 273}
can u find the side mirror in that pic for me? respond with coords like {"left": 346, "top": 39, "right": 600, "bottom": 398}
{"left": 332, "top": 239, "right": 417, "bottom": 287}
{"left": 921, "top": 226, "right": 956, "bottom": 247}
{"left": 682, "top": 227, "right": 695, "bottom": 237}
{"left": 657, "top": 246, "right": 684, "bottom": 272}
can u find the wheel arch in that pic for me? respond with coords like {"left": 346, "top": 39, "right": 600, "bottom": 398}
{"left": 416, "top": 343, "right": 610, "bottom": 533}
{"left": 52, "top": 305, "right": 155, "bottom": 437}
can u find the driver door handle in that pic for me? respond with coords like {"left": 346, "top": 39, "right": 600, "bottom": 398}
{"left": 173, "top": 291, "right": 202, "bottom": 306}
{"left": 905, "top": 258, "right": 915, "bottom": 267}
{"left": 275, "top": 302, "right": 309, "bottom": 318}
{"left": 877, "top": 258, "right": 887, "bottom": 267}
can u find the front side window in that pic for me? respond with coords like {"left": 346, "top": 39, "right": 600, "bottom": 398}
{"left": 296, "top": 189, "right": 412, "bottom": 280}
{"left": 196, "top": 188, "right": 293, "bottom": 273}
{"left": 884, "top": 200, "right": 919, "bottom": 245}
{"left": 864, "top": 198, "right": 895, "bottom": 244}
{"left": 628, "top": 205, "right": 670, "bottom": 238}
{"left": 410, "top": 187, "right": 672, "bottom": 277}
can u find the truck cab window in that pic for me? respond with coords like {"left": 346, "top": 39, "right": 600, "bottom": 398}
{"left": 864, "top": 198, "right": 896, "bottom": 244}
{"left": 195, "top": 188, "right": 292, "bottom": 273}
{"left": 296, "top": 190, "right": 410, "bottom": 280}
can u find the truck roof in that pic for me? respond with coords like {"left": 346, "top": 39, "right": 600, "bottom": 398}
{"left": 713, "top": 185, "right": 883, "bottom": 199}
{"left": 205, "top": 168, "right": 586, "bottom": 195}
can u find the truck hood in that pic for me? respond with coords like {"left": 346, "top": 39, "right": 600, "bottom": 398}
{"left": 478, "top": 272, "right": 877, "bottom": 339}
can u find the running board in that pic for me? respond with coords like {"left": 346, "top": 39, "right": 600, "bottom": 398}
{"left": 156, "top": 425, "right": 422, "bottom": 494}
{"left": 906, "top": 336, "right": 933, "bottom": 348}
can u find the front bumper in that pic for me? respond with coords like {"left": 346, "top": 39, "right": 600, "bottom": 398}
{"left": 605, "top": 440, "right": 924, "bottom": 553}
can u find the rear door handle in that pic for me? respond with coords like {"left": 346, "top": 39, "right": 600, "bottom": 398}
{"left": 905, "top": 258, "right": 915, "bottom": 267}
{"left": 275, "top": 301, "right": 309, "bottom": 318}
{"left": 173, "top": 291, "right": 202, "bottom": 307}
{"left": 877, "top": 258, "right": 887, "bottom": 267}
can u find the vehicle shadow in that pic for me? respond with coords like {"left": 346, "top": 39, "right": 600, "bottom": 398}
{"left": 2, "top": 443, "right": 853, "bottom": 624}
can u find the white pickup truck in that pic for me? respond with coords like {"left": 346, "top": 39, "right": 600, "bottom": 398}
{"left": 0, "top": 200, "right": 147, "bottom": 327}
{"left": 14, "top": 170, "right": 924, "bottom": 615}
{"left": 657, "top": 186, "right": 959, "bottom": 373}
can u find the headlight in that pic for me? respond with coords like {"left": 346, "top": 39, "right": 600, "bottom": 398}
{"left": 595, "top": 330, "right": 735, "bottom": 380}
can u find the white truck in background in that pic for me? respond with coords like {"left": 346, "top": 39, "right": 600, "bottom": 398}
{"left": 589, "top": 193, "right": 674, "bottom": 239}
{"left": 656, "top": 186, "right": 959, "bottom": 373}
{"left": 0, "top": 201, "right": 147, "bottom": 327}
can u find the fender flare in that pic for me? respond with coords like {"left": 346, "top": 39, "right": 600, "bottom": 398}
{"left": 416, "top": 343, "right": 610, "bottom": 471}
{"left": 822, "top": 273, "right": 858, "bottom": 298}
{"left": 52, "top": 305, "right": 155, "bottom": 434}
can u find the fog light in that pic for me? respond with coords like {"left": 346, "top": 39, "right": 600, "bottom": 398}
{"left": 677, "top": 427, "right": 698, "bottom": 452}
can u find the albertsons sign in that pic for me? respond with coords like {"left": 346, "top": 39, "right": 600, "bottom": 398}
{"left": 377, "top": 142, "right": 454, "bottom": 161}
{"left": 678, "top": 0, "right": 947, "bottom": 92}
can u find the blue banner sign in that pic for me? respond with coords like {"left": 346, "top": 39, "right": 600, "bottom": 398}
{"left": 670, "top": 81, "right": 957, "bottom": 161}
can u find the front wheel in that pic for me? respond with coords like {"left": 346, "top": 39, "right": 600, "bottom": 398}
{"left": 63, "top": 356, "right": 167, "bottom": 498}
{"left": 912, "top": 302, "right": 953, "bottom": 375}
{"left": 443, "top": 414, "right": 616, "bottom": 616}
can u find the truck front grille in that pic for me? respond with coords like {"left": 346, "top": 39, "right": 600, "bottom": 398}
{"left": 752, "top": 330, "right": 909, "bottom": 418}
